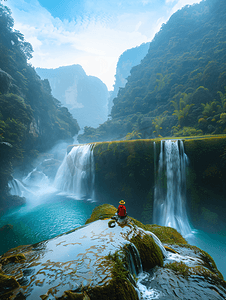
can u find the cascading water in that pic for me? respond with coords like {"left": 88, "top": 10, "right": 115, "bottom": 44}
{"left": 8, "top": 178, "right": 31, "bottom": 198}
{"left": 23, "top": 167, "right": 50, "bottom": 187}
{"left": 2, "top": 143, "right": 97, "bottom": 255}
{"left": 153, "top": 139, "right": 192, "bottom": 237}
{"left": 54, "top": 144, "right": 95, "bottom": 200}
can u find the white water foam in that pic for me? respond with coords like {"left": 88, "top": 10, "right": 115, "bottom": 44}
{"left": 153, "top": 140, "right": 192, "bottom": 237}
{"left": 137, "top": 272, "right": 160, "bottom": 300}
{"left": 54, "top": 144, "right": 95, "bottom": 200}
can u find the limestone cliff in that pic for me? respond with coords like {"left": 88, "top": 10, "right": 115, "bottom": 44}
{"left": 36, "top": 65, "right": 109, "bottom": 130}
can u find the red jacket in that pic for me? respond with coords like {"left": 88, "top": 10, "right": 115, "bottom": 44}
{"left": 117, "top": 205, "right": 126, "bottom": 217}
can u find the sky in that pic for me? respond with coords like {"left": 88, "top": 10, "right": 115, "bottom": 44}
{"left": 4, "top": 0, "right": 202, "bottom": 90}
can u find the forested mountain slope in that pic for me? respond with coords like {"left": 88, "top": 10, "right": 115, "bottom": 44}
{"left": 107, "top": 42, "right": 150, "bottom": 114}
{"left": 78, "top": 0, "right": 226, "bottom": 143}
{"left": 0, "top": 4, "right": 79, "bottom": 208}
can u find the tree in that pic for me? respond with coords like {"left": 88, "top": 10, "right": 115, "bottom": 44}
{"left": 152, "top": 111, "right": 168, "bottom": 136}
{"left": 171, "top": 93, "right": 194, "bottom": 126}
{"left": 125, "top": 130, "right": 142, "bottom": 140}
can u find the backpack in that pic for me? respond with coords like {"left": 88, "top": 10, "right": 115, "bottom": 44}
{"left": 118, "top": 205, "right": 126, "bottom": 217}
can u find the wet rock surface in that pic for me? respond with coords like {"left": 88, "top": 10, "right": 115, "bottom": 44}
{"left": 0, "top": 217, "right": 162, "bottom": 299}
{"left": 140, "top": 267, "right": 226, "bottom": 300}
{"left": 0, "top": 205, "right": 225, "bottom": 299}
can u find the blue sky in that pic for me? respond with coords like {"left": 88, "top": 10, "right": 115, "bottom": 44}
{"left": 5, "top": 0, "right": 202, "bottom": 90}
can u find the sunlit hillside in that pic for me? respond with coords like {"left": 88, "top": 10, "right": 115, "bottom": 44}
{"left": 78, "top": 0, "right": 226, "bottom": 143}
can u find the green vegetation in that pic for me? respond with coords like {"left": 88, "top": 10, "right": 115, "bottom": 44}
{"left": 145, "top": 224, "right": 187, "bottom": 245}
{"left": 0, "top": 273, "right": 19, "bottom": 299}
{"left": 0, "top": 4, "right": 79, "bottom": 209}
{"left": 1, "top": 204, "right": 225, "bottom": 299}
{"left": 129, "top": 217, "right": 187, "bottom": 245}
{"left": 78, "top": 0, "right": 226, "bottom": 143}
{"left": 164, "top": 261, "right": 190, "bottom": 277}
{"left": 130, "top": 232, "right": 163, "bottom": 269}
{"left": 125, "top": 130, "right": 142, "bottom": 140}
{"left": 93, "top": 140, "right": 157, "bottom": 221}
{"left": 0, "top": 253, "right": 26, "bottom": 265}
{"left": 59, "top": 251, "right": 139, "bottom": 300}
{"left": 184, "top": 136, "right": 226, "bottom": 232}
{"left": 85, "top": 204, "right": 117, "bottom": 224}
{"left": 91, "top": 136, "right": 226, "bottom": 232}
{"left": 164, "top": 262, "right": 225, "bottom": 284}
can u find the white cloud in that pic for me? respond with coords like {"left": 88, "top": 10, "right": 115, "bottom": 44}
{"left": 5, "top": 0, "right": 202, "bottom": 90}
{"left": 6, "top": 0, "right": 155, "bottom": 90}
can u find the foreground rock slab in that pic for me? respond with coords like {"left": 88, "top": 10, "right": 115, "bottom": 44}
{"left": 0, "top": 204, "right": 226, "bottom": 299}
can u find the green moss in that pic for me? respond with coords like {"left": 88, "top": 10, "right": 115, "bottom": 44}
{"left": 129, "top": 218, "right": 187, "bottom": 245}
{"left": 85, "top": 251, "right": 138, "bottom": 300}
{"left": 130, "top": 232, "right": 163, "bottom": 270}
{"left": 107, "top": 252, "right": 129, "bottom": 282}
{"left": 164, "top": 246, "right": 178, "bottom": 254}
{"left": 0, "top": 273, "right": 19, "bottom": 297}
{"left": 199, "top": 249, "right": 224, "bottom": 280}
{"left": 165, "top": 261, "right": 190, "bottom": 277}
{"left": 56, "top": 291, "right": 84, "bottom": 299}
{"left": 189, "top": 265, "right": 226, "bottom": 286}
{"left": 183, "top": 135, "right": 226, "bottom": 230}
{"left": 0, "top": 253, "right": 26, "bottom": 265}
{"left": 166, "top": 243, "right": 224, "bottom": 279}
{"left": 86, "top": 277, "right": 138, "bottom": 300}
{"left": 128, "top": 217, "right": 148, "bottom": 230}
{"left": 145, "top": 224, "right": 188, "bottom": 245}
{"left": 61, "top": 250, "right": 139, "bottom": 300}
{"left": 85, "top": 204, "right": 117, "bottom": 225}
{"left": 166, "top": 262, "right": 226, "bottom": 286}
{"left": 0, "top": 224, "right": 13, "bottom": 232}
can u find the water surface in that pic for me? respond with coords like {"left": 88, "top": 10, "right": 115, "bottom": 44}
{"left": 0, "top": 193, "right": 97, "bottom": 255}
{"left": 187, "top": 230, "right": 226, "bottom": 280}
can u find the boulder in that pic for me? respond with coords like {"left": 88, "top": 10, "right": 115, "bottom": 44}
{"left": 0, "top": 204, "right": 225, "bottom": 299}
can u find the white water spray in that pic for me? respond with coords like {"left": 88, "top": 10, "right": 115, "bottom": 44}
{"left": 153, "top": 140, "right": 192, "bottom": 237}
{"left": 8, "top": 178, "right": 32, "bottom": 198}
{"left": 54, "top": 144, "right": 95, "bottom": 200}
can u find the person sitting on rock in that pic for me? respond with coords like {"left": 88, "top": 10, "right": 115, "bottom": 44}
{"left": 117, "top": 200, "right": 127, "bottom": 219}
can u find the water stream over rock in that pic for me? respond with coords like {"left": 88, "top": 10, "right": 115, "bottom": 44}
{"left": 2, "top": 141, "right": 226, "bottom": 298}
{"left": 153, "top": 140, "right": 192, "bottom": 237}
{"left": 54, "top": 144, "right": 95, "bottom": 201}
{"left": 1, "top": 144, "right": 97, "bottom": 256}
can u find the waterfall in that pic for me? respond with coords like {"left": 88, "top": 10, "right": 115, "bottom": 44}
{"left": 8, "top": 178, "right": 31, "bottom": 198}
{"left": 153, "top": 139, "right": 192, "bottom": 237}
{"left": 54, "top": 144, "right": 95, "bottom": 200}
{"left": 23, "top": 168, "right": 50, "bottom": 186}
{"left": 125, "top": 243, "right": 143, "bottom": 277}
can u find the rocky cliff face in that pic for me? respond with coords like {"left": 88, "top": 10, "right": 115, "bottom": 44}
{"left": 0, "top": 204, "right": 225, "bottom": 299}
{"left": 89, "top": 136, "right": 226, "bottom": 233}
{"left": 36, "top": 65, "right": 109, "bottom": 130}
{"left": 108, "top": 42, "right": 150, "bottom": 115}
